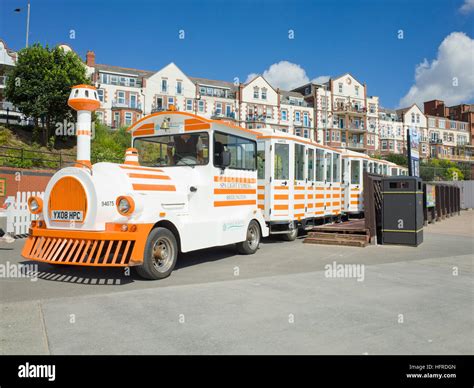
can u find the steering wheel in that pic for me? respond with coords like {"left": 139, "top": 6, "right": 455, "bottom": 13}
{"left": 176, "top": 156, "right": 198, "bottom": 166}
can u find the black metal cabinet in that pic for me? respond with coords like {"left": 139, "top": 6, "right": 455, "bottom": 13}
{"left": 382, "top": 176, "right": 423, "bottom": 246}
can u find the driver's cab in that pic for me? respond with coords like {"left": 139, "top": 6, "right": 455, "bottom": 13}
{"left": 126, "top": 111, "right": 267, "bottom": 252}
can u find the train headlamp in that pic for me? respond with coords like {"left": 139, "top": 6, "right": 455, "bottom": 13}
{"left": 27, "top": 196, "right": 43, "bottom": 214}
{"left": 116, "top": 196, "right": 135, "bottom": 216}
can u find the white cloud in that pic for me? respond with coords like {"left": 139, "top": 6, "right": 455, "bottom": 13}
{"left": 311, "top": 75, "right": 330, "bottom": 84}
{"left": 460, "top": 0, "right": 474, "bottom": 13}
{"left": 399, "top": 32, "right": 474, "bottom": 108}
{"left": 245, "top": 61, "right": 327, "bottom": 90}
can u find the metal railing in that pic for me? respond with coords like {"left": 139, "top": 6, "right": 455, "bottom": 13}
{"left": 0, "top": 145, "right": 123, "bottom": 169}
{"left": 112, "top": 100, "right": 142, "bottom": 110}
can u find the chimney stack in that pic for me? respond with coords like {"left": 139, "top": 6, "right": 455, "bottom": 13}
{"left": 86, "top": 50, "right": 95, "bottom": 67}
{"left": 68, "top": 85, "right": 101, "bottom": 168}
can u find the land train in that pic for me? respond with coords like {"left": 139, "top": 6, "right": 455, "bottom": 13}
{"left": 22, "top": 86, "right": 407, "bottom": 279}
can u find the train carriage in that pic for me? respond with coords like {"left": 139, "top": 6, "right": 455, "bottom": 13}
{"left": 254, "top": 128, "right": 343, "bottom": 240}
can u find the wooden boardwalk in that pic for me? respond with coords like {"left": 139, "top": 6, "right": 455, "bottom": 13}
{"left": 304, "top": 219, "right": 370, "bottom": 247}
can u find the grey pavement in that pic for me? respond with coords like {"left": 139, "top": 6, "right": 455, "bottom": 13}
{"left": 0, "top": 211, "right": 473, "bottom": 354}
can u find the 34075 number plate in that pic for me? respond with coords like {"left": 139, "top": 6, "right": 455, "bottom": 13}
{"left": 51, "top": 210, "right": 84, "bottom": 221}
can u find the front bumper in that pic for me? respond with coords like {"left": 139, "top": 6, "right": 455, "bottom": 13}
{"left": 21, "top": 222, "right": 153, "bottom": 267}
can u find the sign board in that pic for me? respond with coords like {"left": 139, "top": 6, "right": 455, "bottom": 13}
{"left": 426, "top": 184, "right": 436, "bottom": 207}
{"left": 408, "top": 128, "right": 420, "bottom": 177}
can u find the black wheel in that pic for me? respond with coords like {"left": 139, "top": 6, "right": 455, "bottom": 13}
{"left": 236, "top": 220, "right": 261, "bottom": 254}
{"left": 135, "top": 227, "right": 178, "bottom": 280}
{"left": 280, "top": 228, "right": 298, "bottom": 241}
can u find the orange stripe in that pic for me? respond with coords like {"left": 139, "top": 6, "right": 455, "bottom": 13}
{"left": 274, "top": 186, "right": 289, "bottom": 190}
{"left": 350, "top": 194, "right": 359, "bottom": 198}
{"left": 295, "top": 213, "right": 304, "bottom": 219}
{"left": 294, "top": 204, "right": 305, "bottom": 209}
{"left": 185, "top": 118, "right": 205, "bottom": 125}
{"left": 214, "top": 176, "right": 256, "bottom": 183}
{"left": 258, "top": 204, "right": 264, "bottom": 209}
{"left": 214, "top": 188, "right": 256, "bottom": 195}
{"left": 274, "top": 194, "right": 289, "bottom": 200}
{"left": 307, "top": 203, "right": 314, "bottom": 208}
{"left": 185, "top": 123, "right": 211, "bottom": 131}
{"left": 133, "top": 128, "right": 155, "bottom": 136}
{"left": 294, "top": 194, "right": 305, "bottom": 200}
{"left": 332, "top": 194, "right": 340, "bottom": 198}
{"left": 326, "top": 194, "right": 331, "bottom": 198}
{"left": 295, "top": 186, "right": 305, "bottom": 190}
{"left": 350, "top": 201, "right": 360, "bottom": 205}
{"left": 120, "top": 165, "right": 164, "bottom": 172}
{"left": 274, "top": 204, "right": 289, "bottom": 210}
{"left": 133, "top": 184, "right": 176, "bottom": 191}
{"left": 333, "top": 202, "right": 340, "bottom": 206}
{"left": 315, "top": 203, "right": 324, "bottom": 207}
{"left": 307, "top": 194, "right": 314, "bottom": 199}
{"left": 257, "top": 185, "right": 265, "bottom": 189}
{"left": 316, "top": 194, "right": 324, "bottom": 199}
{"left": 257, "top": 194, "right": 264, "bottom": 200}
{"left": 138, "top": 123, "right": 155, "bottom": 129}
{"left": 315, "top": 211, "right": 324, "bottom": 215}
{"left": 315, "top": 187, "right": 324, "bottom": 190}
{"left": 128, "top": 173, "right": 170, "bottom": 180}
{"left": 214, "top": 200, "right": 256, "bottom": 207}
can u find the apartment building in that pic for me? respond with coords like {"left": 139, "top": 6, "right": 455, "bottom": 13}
{"left": 0, "top": 38, "right": 472, "bottom": 163}
{"left": 293, "top": 74, "right": 380, "bottom": 153}
{"left": 0, "top": 39, "right": 22, "bottom": 125}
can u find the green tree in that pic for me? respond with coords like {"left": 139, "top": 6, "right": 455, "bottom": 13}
{"left": 383, "top": 153, "right": 407, "bottom": 167}
{"left": 5, "top": 43, "right": 89, "bottom": 146}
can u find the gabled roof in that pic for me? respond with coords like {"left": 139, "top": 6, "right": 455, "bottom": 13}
{"left": 244, "top": 74, "right": 279, "bottom": 93}
{"left": 94, "top": 63, "right": 155, "bottom": 77}
{"left": 331, "top": 72, "right": 365, "bottom": 87}
{"left": 190, "top": 77, "right": 237, "bottom": 91}
{"left": 396, "top": 103, "right": 422, "bottom": 116}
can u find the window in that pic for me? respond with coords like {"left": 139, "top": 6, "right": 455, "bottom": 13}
{"left": 281, "top": 110, "right": 288, "bottom": 121}
{"left": 274, "top": 143, "right": 289, "bottom": 180}
{"left": 124, "top": 112, "right": 132, "bottom": 126}
{"left": 253, "top": 87, "right": 259, "bottom": 99}
{"left": 117, "top": 91, "right": 125, "bottom": 104}
{"left": 226, "top": 105, "right": 232, "bottom": 117}
{"left": 308, "top": 148, "right": 314, "bottom": 181}
{"left": 416, "top": 114, "right": 420, "bottom": 123}
{"left": 369, "top": 104, "right": 375, "bottom": 114}
{"left": 167, "top": 97, "right": 174, "bottom": 108}
{"left": 110, "top": 75, "right": 118, "bottom": 85}
{"left": 215, "top": 102, "right": 222, "bottom": 115}
{"left": 450, "top": 121, "right": 457, "bottom": 129}
{"left": 198, "top": 100, "right": 205, "bottom": 112}
{"left": 200, "top": 87, "right": 206, "bottom": 96}
{"left": 97, "top": 89, "right": 104, "bottom": 102}
{"left": 355, "top": 86, "right": 359, "bottom": 96}
{"left": 96, "top": 111, "right": 104, "bottom": 123}
{"left": 134, "top": 133, "right": 209, "bottom": 167}
{"left": 261, "top": 88, "right": 267, "bottom": 100}
{"left": 332, "top": 153, "right": 340, "bottom": 183}
{"left": 411, "top": 113, "right": 415, "bottom": 123}
{"left": 294, "top": 144, "right": 305, "bottom": 180}
{"left": 161, "top": 79, "right": 168, "bottom": 92}
{"left": 338, "top": 83, "right": 343, "bottom": 93}
{"left": 130, "top": 94, "right": 137, "bottom": 109}
{"left": 113, "top": 112, "right": 120, "bottom": 127}
{"left": 325, "top": 152, "right": 333, "bottom": 182}
{"left": 303, "top": 112, "right": 309, "bottom": 127}
{"left": 257, "top": 141, "right": 265, "bottom": 179}
{"left": 429, "top": 118, "right": 435, "bottom": 127}
{"left": 129, "top": 78, "right": 136, "bottom": 87}
{"left": 214, "top": 132, "right": 256, "bottom": 170}
{"left": 351, "top": 160, "right": 360, "bottom": 184}
{"left": 439, "top": 119, "right": 445, "bottom": 129}
{"left": 316, "top": 149, "right": 324, "bottom": 182}
{"left": 381, "top": 140, "right": 387, "bottom": 150}
{"left": 295, "top": 111, "right": 301, "bottom": 123}
{"left": 176, "top": 81, "right": 182, "bottom": 94}
{"left": 325, "top": 130, "right": 330, "bottom": 143}
{"left": 186, "top": 99, "right": 193, "bottom": 111}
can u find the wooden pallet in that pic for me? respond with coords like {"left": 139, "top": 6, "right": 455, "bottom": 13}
{"left": 304, "top": 220, "right": 370, "bottom": 247}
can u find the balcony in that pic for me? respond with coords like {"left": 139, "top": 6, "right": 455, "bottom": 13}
{"left": 430, "top": 139, "right": 443, "bottom": 145}
{"left": 333, "top": 104, "right": 367, "bottom": 116}
{"left": 246, "top": 114, "right": 267, "bottom": 123}
{"left": 112, "top": 100, "right": 142, "bottom": 111}
{"left": 346, "top": 142, "right": 366, "bottom": 151}
{"left": 211, "top": 111, "right": 237, "bottom": 120}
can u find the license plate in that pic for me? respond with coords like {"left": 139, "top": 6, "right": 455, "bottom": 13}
{"left": 51, "top": 210, "right": 84, "bottom": 222}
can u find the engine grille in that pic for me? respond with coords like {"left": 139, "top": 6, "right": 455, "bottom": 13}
{"left": 23, "top": 236, "right": 135, "bottom": 266}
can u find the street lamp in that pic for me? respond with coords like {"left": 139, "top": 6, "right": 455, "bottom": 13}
{"left": 14, "top": 0, "right": 31, "bottom": 48}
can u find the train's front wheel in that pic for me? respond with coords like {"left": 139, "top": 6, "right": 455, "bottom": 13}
{"left": 136, "top": 227, "right": 178, "bottom": 280}
{"left": 236, "top": 220, "right": 261, "bottom": 255}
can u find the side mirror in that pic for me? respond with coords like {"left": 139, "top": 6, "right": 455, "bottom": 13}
{"left": 220, "top": 150, "right": 231, "bottom": 168}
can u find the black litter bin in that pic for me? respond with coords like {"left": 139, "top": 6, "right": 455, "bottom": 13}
{"left": 382, "top": 176, "right": 423, "bottom": 246}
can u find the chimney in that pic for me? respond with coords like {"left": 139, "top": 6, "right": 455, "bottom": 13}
{"left": 86, "top": 50, "right": 95, "bottom": 67}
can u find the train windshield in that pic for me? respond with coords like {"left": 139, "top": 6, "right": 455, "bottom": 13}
{"left": 134, "top": 133, "right": 209, "bottom": 167}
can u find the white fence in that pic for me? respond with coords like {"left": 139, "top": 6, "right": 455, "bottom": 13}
{"left": 5, "top": 191, "right": 44, "bottom": 236}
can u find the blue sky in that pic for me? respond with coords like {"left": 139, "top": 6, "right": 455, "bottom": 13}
{"left": 1, "top": 0, "right": 473, "bottom": 108}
